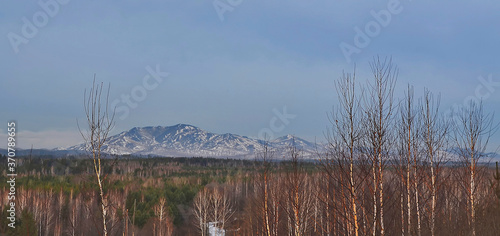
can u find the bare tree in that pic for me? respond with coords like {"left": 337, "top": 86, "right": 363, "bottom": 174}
{"left": 153, "top": 198, "right": 173, "bottom": 236}
{"left": 254, "top": 140, "right": 280, "bottom": 236}
{"left": 211, "top": 187, "right": 235, "bottom": 231}
{"left": 363, "top": 56, "right": 397, "bottom": 236}
{"left": 325, "top": 67, "right": 364, "bottom": 236}
{"left": 420, "top": 89, "right": 449, "bottom": 236}
{"left": 283, "top": 143, "right": 314, "bottom": 236}
{"left": 78, "top": 78, "right": 115, "bottom": 236}
{"left": 396, "top": 85, "right": 419, "bottom": 236}
{"left": 193, "top": 188, "right": 210, "bottom": 236}
{"left": 193, "top": 185, "right": 235, "bottom": 235}
{"left": 491, "top": 162, "right": 500, "bottom": 201}
{"left": 453, "top": 100, "right": 496, "bottom": 236}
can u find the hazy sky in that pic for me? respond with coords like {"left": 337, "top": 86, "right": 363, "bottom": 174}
{"left": 1, "top": 0, "right": 499, "bottom": 151}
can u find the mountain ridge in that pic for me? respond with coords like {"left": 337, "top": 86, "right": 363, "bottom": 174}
{"left": 3, "top": 124, "right": 498, "bottom": 161}
{"left": 66, "top": 123, "right": 318, "bottom": 158}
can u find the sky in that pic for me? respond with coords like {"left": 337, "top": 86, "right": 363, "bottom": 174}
{"left": 1, "top": 0, "right": 500, "bottom": 152}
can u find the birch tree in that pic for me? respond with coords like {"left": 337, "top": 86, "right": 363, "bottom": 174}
{"left": 255, "top": 140, "right": 280, "bottom": 236}
{"left": 193, "top": 188, "right": 210, "bottom": 236}
{"left": 79, "top": 78, "right": 115, "bottom": 236}
{"left": 209, "top": 186, "right": 234, "bottom": 232}
{"left": 326, "top": 67, "right": 364, "bottom": 236}
{"left": 363, "top": 57, "right": 397, "bottom": 236}
{"left": 420, "top": 89, "right": 449, "bottom": 236}
{"left": 153, "top": 198, "right": 173, "bottom": 236}
{"left": 396, "top": 85, "right": 418, "bottom": 236}
{"left": 283, "top": 144, "right": 314, "bottom": 236}
{"left": 453, "top": 100, "right": 495, "bottom": 236}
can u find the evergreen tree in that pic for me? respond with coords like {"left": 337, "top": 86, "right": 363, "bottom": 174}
{"left": 0, "top": 207, "right": 17, "bottom": 235}
{"left": 17, "top": 209, "right": 38, "bottom": 236}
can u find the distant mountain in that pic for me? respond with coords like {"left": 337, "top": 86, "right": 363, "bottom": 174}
{"left": 66, "top": 124, "right": 319, "bottom": 159}
{"left": 5, "top": 123, "right": 497, "bottom": 161}
{"left": 0, "top": 148, "right": 83, "bottom": 157}
{"left": 445, "top": 147, "right": 500, "bottom": 163}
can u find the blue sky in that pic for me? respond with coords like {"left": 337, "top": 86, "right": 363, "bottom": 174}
{"left": 1, "top": 0, "right": 499, "bottom": 151}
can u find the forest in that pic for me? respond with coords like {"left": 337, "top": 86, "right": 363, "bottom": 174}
{"left": 1, "top": 58, "right": 500, "bottom": 236}
{"left": 0, "top": 149, "right": 499, "bottom": 236}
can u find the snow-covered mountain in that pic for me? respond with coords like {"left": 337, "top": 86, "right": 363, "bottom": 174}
{"left": 67, "top": 124, "right": 319, "bottom": 158}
